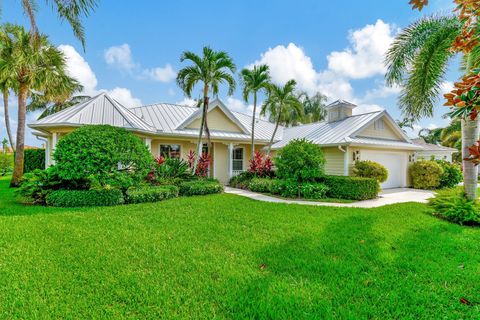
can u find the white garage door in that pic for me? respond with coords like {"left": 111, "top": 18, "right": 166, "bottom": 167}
{"left": 361, "top": 151, "right": 406, "bottom": 189}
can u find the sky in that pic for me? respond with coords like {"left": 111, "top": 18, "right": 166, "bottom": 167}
{"left": 1, "top": 0, "right": 459, "bottom": 147}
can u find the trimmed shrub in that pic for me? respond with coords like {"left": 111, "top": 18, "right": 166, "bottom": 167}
{"left": 0, "top": 153, "right": 13, "bottom": 176}
{"left": 428, "top": 188, "right": 479, "bottom": 225}
{"left": 300, "top": 183, "right": 329, "bottom": 199}
{"left": 46, "top": 188, "right": 124, "bottom": 207}
{"left": 353, "top": 160, "right": 388, "bottom": 183}
{"left": 319, "top": 175, "right": 379, "bottom": 200}
{"left": 179, "top": 179, "right": 224, "bottom": 196}
{"left": 275, "top": 139, "right": 325, "bottom": 183}
{"left": 436, "top": 160, "right": 463, "bottom": 188}
{"left": 126, "top": 185, "right": 179, "bottom": 204}
{"left": 14, "top": 168, "right": 71, "bottom": 204}
{"left": 229, "top": 171, "right": 254, "bottom": 189}
{"left": 248, "top": 178, "right": 275, "bottom": 193}
{"left": 53, "top": 125, "right": 153, "bottom": 189}
{"left": 270, "top": 179, "right": 299, "bottom": 198}
{"left": 410, "top": 160, "right": 443, "bottom": 189}
{"left": 24, "top": 149, "right": 45, "bottom": 173}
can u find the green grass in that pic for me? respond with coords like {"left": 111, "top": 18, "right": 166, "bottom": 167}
{"left": 0, "top": 176, "right": 479, "bottom": 318}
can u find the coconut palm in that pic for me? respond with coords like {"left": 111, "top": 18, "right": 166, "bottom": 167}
{"left": 0, "top": 24, "right": 80, "bottom": 186}
{"left": 384, "top": 14, "right": 480, "bottom": 199}
{"left": 176, "top": 46, "right": 236, "bottom": 172}
{"left": 240, "top": 64, "right": 270, "bottom": 160}
{"left": 10, "top": 0, "right": 98, "bottom": 49}
{"left": 297, "top": 91, "right": 328, "bottom": 124}
{"left": 261, "top": 80, "right": 303, "bottom": 154}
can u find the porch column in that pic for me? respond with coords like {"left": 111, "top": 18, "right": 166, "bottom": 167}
{"left": 343, "top": 146, "right": 349, "bottom": 176}
{"left": 51, "top": 132, "right": 58, "bottom": 165}
{"left": 145, "top": 138, "right": 152, "bottom": 152}
{"left": 45, "top": 138, "right": 51, "bottom": 168}
{"left": 228, "top": 143, "right": 234, "bottom": 178}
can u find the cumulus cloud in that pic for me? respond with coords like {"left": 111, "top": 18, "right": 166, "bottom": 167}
{"left": 107, "top": 87, "right": 142, "bottom": 108}
{"left": 363, "top": 82, "right": 402, "bottom": 101}
{"left": 104, "top": 44, "right": 136, "bottom": 71}
{"left": 327, "top": 20, "right": 395, "bottom": 79}
{"left": 440, "top": 81, "right": 454, "bottom": 94}
{"left": 176, "top": 97, "right": 197, "bottom": 107}
{"left": 352, "top": 104, "right": 384, "bottom": 115}
{"left": 144, "top": 64, "right": 177, "bottom": 83}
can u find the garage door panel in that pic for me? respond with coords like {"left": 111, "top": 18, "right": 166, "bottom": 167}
{"left": 361, "top": 151, "right": 406, "bottom": 189}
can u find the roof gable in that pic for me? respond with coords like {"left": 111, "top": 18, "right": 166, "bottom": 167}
{"left": 176, "top": 99, "right": 250, "bottom": 134}
{"left": 350, "top": 111, "right": 411, "bottom": 143}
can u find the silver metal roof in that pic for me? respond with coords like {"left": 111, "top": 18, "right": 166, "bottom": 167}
{"left": 348, "top": 137, "right": 423, "bottom": 150}
{"left": 411, "top": 138, "right": 457, "bottom": 152}
{"left": 29, "top": 93, "right": 156, "bottom": 133}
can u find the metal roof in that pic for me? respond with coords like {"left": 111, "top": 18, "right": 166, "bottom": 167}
{"left": 412, "top": 138, "right": 457, "bottom": 152}
{"left": 348, "top": 137, "right": 423, "bottom": 150}
{"left": 29, "top": 93, "right": 156, "bottom": 133}
{"left": 325, "top": 99, "right": 357, "bottom": 109}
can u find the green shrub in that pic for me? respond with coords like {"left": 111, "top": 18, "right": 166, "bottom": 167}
{"left": 46, "top": 188, "right": 124, "bottom": 207}
{"left": 23, "top": 149, "right": 45, "bottom": 173}
{"left": 248, "top": 178, "right": 275, "bottom": 193}
{"left": 428, "top": 188, "right": 480, "bottom": 225}
{"left": 14, "top": 168, "right": 69, "bottom": 204}
{"left": 319, "top": 175, "right": 379, "bottom": 200}
{"left": 126, "top": 185, "right": 179, "bottom": 204}
{"left": 155, "top": 158, "right": 191, "bottom": 180}
{"left": 353, "top": 160, "right": 388, "bottom": 183}
{"left": 270, "top": 179, "right": 299, "bottom": 198}
{"left": 53, "top": 125, "right": 153, "bottom": 189}
{"left": 229, "top": 171, "right": 254, "bottom": 189}
{"left": 0, "top": 153, "right": 13, "bottom": 175}
{"left": 275, "top": 139, "right": 325, "bottom": 183}
{"left": 300, "top": 183, "right": 329, "bottom": 199}
{"left": 409, "top": 160, "right": 443, "bottom": 189}
{"left": 179, "top": 179, "right": 224, "bottom": 196}
{"left": 435, "top": 160, "right": 463, "bottom": 188}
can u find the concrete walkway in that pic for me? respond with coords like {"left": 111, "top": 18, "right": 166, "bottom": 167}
{"left": 224, "top": 187, "right": 435, "bottom": 208}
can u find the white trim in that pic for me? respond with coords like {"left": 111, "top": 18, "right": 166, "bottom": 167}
{"left": 51, "top": 132, "right": 58, "bottom": 165}
{"left": 228, "top": 143, "right": 234, "bottom": 179}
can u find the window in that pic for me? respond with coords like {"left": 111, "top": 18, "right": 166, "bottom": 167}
{"left": 374, "top": 119, "right": 385, "bottom": 130}
{"left": 232, "top": 148, "right": 244, "bottom": 171}
{"left": 159, "top": 144, "right": 181, "bottom": 158}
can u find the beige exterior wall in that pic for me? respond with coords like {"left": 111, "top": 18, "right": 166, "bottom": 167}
{"left": 357, "top": 118, "right": 403, "bottom": 140}
{"left": 186, "top": 108, "right": 243, "bottom": 133}
{"left": 322, "top": 147, "right": 346, "bottom": 176}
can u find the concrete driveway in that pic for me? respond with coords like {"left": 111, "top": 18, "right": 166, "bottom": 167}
{"left": 224, "top": 187, "right": 435, "bottom": 208}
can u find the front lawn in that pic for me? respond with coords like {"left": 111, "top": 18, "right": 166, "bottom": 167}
{"left": 0, "top": 176, "right": 479, "bottom": 318}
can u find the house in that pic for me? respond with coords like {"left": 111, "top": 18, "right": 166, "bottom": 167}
{"left": 29, "top": 93, "right": 422, "bottom": 188}
{"left": 411, "top": 138, "right": 457, "bottom": 162}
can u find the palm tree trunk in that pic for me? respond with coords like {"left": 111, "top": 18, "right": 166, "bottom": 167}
{"left": 3, "top": 90, "right": 15, "bottom": 150}
{"left": 251, "top": 92, "right": 257, "bottom": 160}
{"left": 192, "top": 85, "right": 208, "bottom": 175}
{"left": 266, "top": 112, "right": 281, "bottom": 155}
{"left": 462, "top": 118, "right": 479, "bottom": 200}
{"left": 10, "top": 84, "right": 27, "bottom": 187}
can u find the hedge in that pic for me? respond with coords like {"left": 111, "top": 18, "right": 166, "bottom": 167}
{"left": 319, "top": 175, "right": 379, "bottom": 200}
{"left": 179, "top": 179, "right": 224, "bottom": 196}
{"left": 24, "top": 149, "right": 45, "bottom": 173}
{"left": 248, "top": 178, "right": 275, "bottom": 193}
{"left": 46, "top": 188, "right": 124, "bottom": 207}
{"left": 126, "top": 185, "right": 179, "bottom": 204}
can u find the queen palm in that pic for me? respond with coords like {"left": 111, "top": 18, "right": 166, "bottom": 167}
{"left": 297, "top": 91, "right": 328, "bottom": 124}
{"left": 176, "top": 46, "right": 236, "bottom": 173}
{"left": 0, "top": 24, "right": 80, "bottom": 186}
{"left": 27, "top": 93, "right": 89, "bottom": 119}
{"left": 240, "top": 64, "right": 270, "bottom": 160}
{"left": 261, "top": 80, "right": 303, "bottom": 154}
{"left": 384, "top": 15, "right": 480, "bottom": 199}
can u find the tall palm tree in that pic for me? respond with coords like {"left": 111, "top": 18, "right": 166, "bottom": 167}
{"left": 240, "top": 64, "right": 270, "bottom": 160}
{"left": 297, "top": 91, "right": 328, "bottom": 124}
{"left": 0, "top": 24, "right": 80, "bottom": 186}
{"left": 440, "top": 118, "right": 461, "bottom": 150}
{"left": 384, "top": 15, "right": 480, "bottom": 199}
{"left": 11, "top": 0, "right": 98, "bottom": 49}
{"left": 176, "top": 46, "right": 236, "bottom": 172}
{"left": 27, "top": 94, "right": 89, "bottom": 119}
{"left": 0, "top": 74, "right": 16, "bottom": 150}
{"left": 261, "top": 80, "right": 303, "bottom": 154}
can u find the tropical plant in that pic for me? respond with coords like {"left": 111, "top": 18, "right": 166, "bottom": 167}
{"left": 187, "top": 150, "right": 211, "bottom": 177}
{"left": 8, "top": 0, "right": 99, "bottom": 49}
{"left": 409, "top": 160, "right": 444, "bottom": 189}
{"left": 248, "top": 151, "right": 273, "bottom": 177}
{"left": 27, "top": 94, "right": 90, "bottom": 119}
{"left": 440, "top": 118, "right": 461, "bottom": 150}
{"left": 240, "top": 64, "right": 270, "bottom": 160}
{"left": 0, "top": 153, "right": 13, "bottom": 175}
{"left": 384, "top": 13, "right": 480, "bottom": 199}
{"left": 353, "top": 160, "right": 388, "bottom": 183}
{"left": 297, "top": 91, "right": 328, "bottom": 124}
{"left": 0, "top": 24, "right": 81, "bottom": 187}
{"left": 0, "top": 56, "right": 16, "bottom": 150}
{"left": 1, "top": 138, "right": 8, "bottom": 153}
{"left": 261, "top": 80, "right": 303, "bottom": 153}
{"left": 154, "top": 158, "right": 191, "bottom": 180}
{"left": 176, "top": 47, "right": 236, "bottom": 173}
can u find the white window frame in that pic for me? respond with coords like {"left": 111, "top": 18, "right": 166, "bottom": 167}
{"left": 232, "top": 147, "right": 244, "bottom": 172}
{"left": 159, "top": 144, "right": 182, "bottom": 159}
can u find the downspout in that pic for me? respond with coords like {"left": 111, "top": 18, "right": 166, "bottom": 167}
{"left": 338, "top": 145, "right": 349, "bottom": 176}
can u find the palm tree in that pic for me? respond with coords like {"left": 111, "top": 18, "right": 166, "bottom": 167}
{"left": 0, "top": 24, "right": 80, "bottom": 186}
{"left": 10, "top": 0, "right": 98, "bottom": 49}
{"left": 240, "top": 64, "right": 270, "bottom": 160}
{"left": 297, "top": 91, "right": 328, "bottom": 124}
{"left": 261, "top": 80, "right": 303, "bottom": 154}
{"left": 384, "top": 15, "right": 480, "bottom": 199}
{"left": 176, "top": 46, "right": 236, "bottom": 172}
{"left": 440, "top": 118, "right": 461, "bottom": 150}
{"left": 27, "top": 94, "right": 89, "bottom": 119}
{"left": 0, "top": 74, "right": 16, "bottom": 150}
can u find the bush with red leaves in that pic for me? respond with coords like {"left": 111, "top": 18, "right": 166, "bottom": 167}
{"left": 248, "top": 151, "right": 274, "bottom": 177}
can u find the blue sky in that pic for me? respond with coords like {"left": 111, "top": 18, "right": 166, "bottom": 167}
{"left": 2, "top": 0, "right": 458, "bottom": 146}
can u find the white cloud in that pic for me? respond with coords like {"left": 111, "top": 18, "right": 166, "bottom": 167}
{"left": 104, "top": 44, "right": 136, "bottom": 71}
{"left": 352, "top": 104, "right": 384, "bottom": 115}
{"left": 363, "top": 82, "right": 401, "bottom": 101}
{"left": 226, "top": 97, "right": 256, "bottom": 114}
{"left": 176, "top": 97, "right": 197, "bottom": 107}
{"left": 144, "top": 64, "right": 177, "bottom": 83}
{"left": 440, "top": 81, "right": 454, "bottom": 94}
{"left": 106, "top": 87, "right": 142, "bottom": 108}
{"left": 327, "top": 20, "right": 395, "bottom": 79}
{"left": 59, "top": 44, "right": 98, "bottom": 95}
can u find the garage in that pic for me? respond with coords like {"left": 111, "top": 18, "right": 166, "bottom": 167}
{"left": 360, "top": 150, "right": 407, "bottom": 189}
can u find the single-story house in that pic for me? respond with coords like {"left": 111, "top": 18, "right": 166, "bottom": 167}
{"left": 411, "top": 138, "right": 457, "bottom": 162}
{"left": 29, "top": 93, "right": 423, "bottom": 188}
